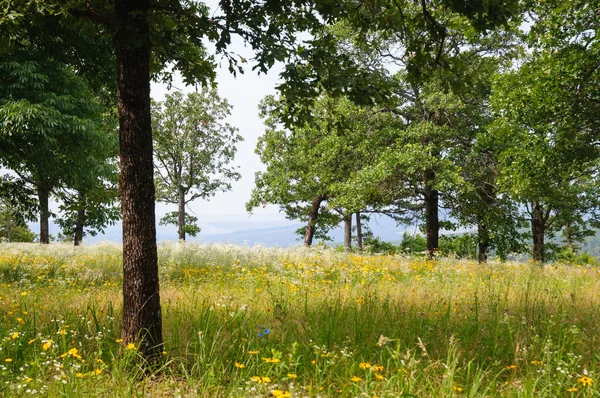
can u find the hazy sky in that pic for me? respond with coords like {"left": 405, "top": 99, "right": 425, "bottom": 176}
{"left": 151, "top": 37, "right": 285, "bottom": 220}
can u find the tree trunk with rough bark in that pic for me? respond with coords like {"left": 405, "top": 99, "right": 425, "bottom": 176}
{"left": 116, "top": 0, "right": 163, "bottom": 361}
{"left": 304, "top": 195, "right": 322, "bottom": 247}
{"left": 355, "top": 211, "right": 363, "bottom": 251}
{"left": 37, "top": 179, "right": 50, "bottom": 244}
{"left": 178, "top": 187, "right": 186, "bottom": 241}
{"left": 532, "top": 202, "right": 546, "bottom": 264}
{"left": 343, "top": 213, "right": 352, "bottom": 251}
{"left": 423, "top": 168, "right": 439, "bottom": 258}
{"left": 74, "top": 192, "right": 85, "bottom": 246}
{"left": 477, "top": 218, "right": 488, "bottom": 264}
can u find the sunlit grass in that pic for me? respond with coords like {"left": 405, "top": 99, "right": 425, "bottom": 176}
{"left": 1, "top": 241, "right": 599, "bottom": 396}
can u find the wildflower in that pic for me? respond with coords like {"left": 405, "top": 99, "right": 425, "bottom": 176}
{"left": 374, "top": 373, "right": 385, "bottom": 380}
{"left": 372, "top": 365, "right": 384, "bottom": 372}
{"left": 251, "top": 376, "right": 271, "bottom": 383}
{"left": 506, "top": 365, "right": 516, "bottom": 370}
{"left": 287, "top": 373, "right": 298, "bottom": 379}
{"left": 234, "top": 362, "right": 245, "bottom": 368}
{"left": 75, "top": 373, "right": 84, "bottom": 378}
{"left": 28, "top": 339, "right": 36, "bottom": 344}
{"left": 530, "top": 360, "right": 542, "bottom": 365}
{"left": 377, "top": 335, "right": 391, "bottom": 347}
{"left": 126, "top": 343, "right": 136, "bottom": 350}
{"left": 248, "top": 350, "right": 259, "bottom": 355}
{"left": 20, "top": 292, "right": 27, "bottom": 296}
{"left": 115, "top": 339, "right": 123, "bottom": 343}
{"left": 5, "top": 358, "right": 12, "bottom": 362}
{"left": 58, "top": 329, "right": 67, "bottom": 335}
{"left": 359, "top": 362, "right": 371, "bottom": 369}
{"left": 42, "top": 340, "right": 53, "bottom": 350}
{"left": 350, "top": 376, "right": 362, "bottom": 382}
{"left": 93, "top": 369, "right": 102, "bottom": 375}
{"left": 567, "top": 387, "right": 578, "bottom": 392}
{"left": 25, "top": 377, "right": 32, "bottom": 383}
{"left": 452, "top": 385, "right": 464, "bottom": 392}
{"left": 271, "top": 390, "right": 291, "bottom": 397}
{"left": 11, "top": 332, "right": 19, "bottom": 339}
{"left": 162, "top": 351, "right": 167, "bottom": 355}
{"left": 577, "top": 376, "right": 593, "bottom": 387}
{"left": 262, "top": 357, "right": 280, "bottom": 363}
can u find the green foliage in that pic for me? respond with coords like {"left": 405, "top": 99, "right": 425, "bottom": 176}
{"left": 0, "top": 199, "right": 35, "bottom": 242}
{"left": 399, "top": 232, "right": 428, "bottom": 255}
{"left": 159, "top": 212, "right": 201, "bottom": 238}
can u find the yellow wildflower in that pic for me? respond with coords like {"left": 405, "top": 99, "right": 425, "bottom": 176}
{"left": 577, "top": 376, "right": 593, "bottom": 387}
{"left": 372, "top": 365, "right": 384, "bottom": 372}
{"left": 42, "top": 340, "right": 53, "bottom": 350}
{"left": 28, "top": 339, "right": 36, "bottom": 345}
{"left": 374, "top": 373, "right": 385, "bottom": 380}
{"left": 567, "top": 387, "right": 578, "bottom": 392}
{"left": 11, "top": 332, "right": 19, "bottom": 339}
{"left": 452, "top": 385, "right": 464, "bottom": 392}
{"left": 350, "top": 376, "right": 362, "bottom": 382}
{"left": 25, "top": 377, "right": 32, "bottom": 383}
{"left": 287, "top": 373, "right": 298, "bottom": 379}
{"left": 359, "top": 362, "right": 371, "bottom": 369}
{"left": 115, "top": 339, "right": 123, "bottom": 343}
{"left": 126, "top": 343, "right": 136, "bottom": 350}
{"left": 75, "top": 373, "right": 84, "bottom": 378}
{"left": 234, "top": 362, "right": 245, "bottom": 368}
{"left": 271, "top": 390, "right": 291, "bottom": 397}
{"left": 506, "top": 365, "right": 516, "bottom": 370}
{"left": 262, "top": 357, "right": 281, "bottom": 363}
{"left": 5, "top": 358, "right": 12, "bottom": 362}
{"left": 247, "top": 350, "right": 259, "bottom": 355}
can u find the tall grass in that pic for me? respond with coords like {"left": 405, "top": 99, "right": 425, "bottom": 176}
{"left": 0, "top": 241, "right": 599, "bottom": 396}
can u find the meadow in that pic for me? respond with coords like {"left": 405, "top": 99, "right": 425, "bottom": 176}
{"left": 0, "top": 242, "right": 599, "bottom": 397}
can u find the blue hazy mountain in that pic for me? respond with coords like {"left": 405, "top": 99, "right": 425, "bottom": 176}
{"left": 34, "top": 214, "right": 408, "bottom": 246}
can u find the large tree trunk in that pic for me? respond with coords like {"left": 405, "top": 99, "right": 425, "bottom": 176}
{"left": 532, "top": 202, "right": 546, "bottom": 264}
{"left": 423, "top": 168, "right": 439, "bottom": 258}
{"left": 355, "top": 211, "right": 363, "bottom": 251}
{"left": 477, "top": 218, "right": 488, "bottom": 264}
{"left": 74, "top": 192, "right": 85, "bottom": 246}
{"left": 37, "top": 179, "right": 50, "bottom": 244}
{"left": 115, "top": 0, "right": 162, "bottom": 361}
{"left": 178, "top": 187, "right": 186, "bottom": 241}
{"left": 304, "top": 195, "right": 323, "bottom": 247}
{"left": 343, "top": 213, "right": 352, "bottom": 251}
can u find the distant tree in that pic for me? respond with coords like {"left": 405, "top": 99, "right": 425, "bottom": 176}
{"left": 0, "top": 198, "right": 35, "bottom": 243}
{"left": 152, "top": 90, "right": 242, "bottom": 241}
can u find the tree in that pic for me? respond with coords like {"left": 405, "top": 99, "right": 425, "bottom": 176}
{"left": 0, "top": 60, "right": 107, "bottom": 244}
{"left": 152, "top": 90, "right": 242, "bottom": 241}
{"left": 491, "top": 51, "right": 600, "bottom": 263}
{"left": 0, "top": 198, "right": 36, "bottom": 243}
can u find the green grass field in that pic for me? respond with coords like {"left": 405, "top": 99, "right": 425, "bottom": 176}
{"left": 1, "top": 242, "right": 599, "bottom": 397}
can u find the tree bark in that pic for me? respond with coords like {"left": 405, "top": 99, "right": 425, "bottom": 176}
{"left": 74, "top": 192, "right": 85, "bottom": 246}
{"left": 37, "top": 179, "right": 50, "bottom": 244}
{"left": 355, "top": 211, "right": 363, "bottom": 251}
{"left": 304, "top": 195, "right": 323, "bottom": 247}
{"left": 477, "top": 218, "right": 488, "bottom": 264}
{"left": 115, "top": 0, "right": 162, "bottom": 360}
{"left": 532, "top": 202, "right": 546, "bottom": 264}
{"left": 343, "top": 213, "right": 352, "bottom": 251}
{"left": 423, "top": 168, "right": 439, "bottom": 258}
{"left": 178, "top": 187, "right": 186, "bottom": 241}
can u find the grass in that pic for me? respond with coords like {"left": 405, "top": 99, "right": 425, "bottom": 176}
{"left": 0, "top": 241, "right": 599, "bottom": 397}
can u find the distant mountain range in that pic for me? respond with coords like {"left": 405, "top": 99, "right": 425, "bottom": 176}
{"left": 32, "top": 214, "right": 409, "bottom": 247}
